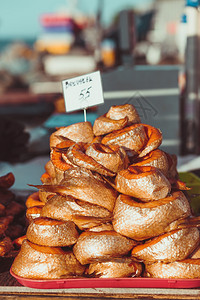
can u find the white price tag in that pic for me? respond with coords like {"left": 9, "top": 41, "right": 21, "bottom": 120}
{"left": 62, "top": 71, "right": 104, "bottom": 113}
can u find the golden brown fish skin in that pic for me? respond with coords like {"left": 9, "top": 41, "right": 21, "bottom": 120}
{"left": 36, "top": 167, "right": 118, "bottom": 212}
{"left": 101, "top": 124, "right": 148, "bottom": 155}
{"left": 49, "top": 121, "right": 94, "bottom": 148}
{"left": 49, "top": 140, "right": 78, "bottom": 181}
{"left": 85, "top": 143, "right": 129, "bottom": 173}
{"left": 62, "top": 167, "right": 118, "bottom": 211}
{"left": 66, "top": 143, "right": 115, "bottom": 177}
{"left": 26, "top": 217, "right": 79, "bottom": 247}
{"left": 44, "top": 160, "right": 56, "bottom": 179}
{"left": 53, "top": 167, "right": 67, "bottom": 184}
{"left": 112, "top": 191, "right": 192, "bottom": 241}
{"left": 190, "top": 246, "right": 200, "bottom": 259}
{"left": 25, "top": 192, "right": 45, "bottom": 208}
{"left": 88, "top": 223, "right": 114, "bottom": 232}
{"left": 12, "top": 239, "right": 85, "bottom": 279}
{"left": 41, "top": 194, "right": 112, "bottom": 222}
{"left": 50, "top": 147, "right": 74, "bottom": 173}
{"left": 92, "top": 135, "right": 102, "bottom": 143}
{"left": 145, "top": 259, "right": 200, "bottom": 279}
{"left": 93, "top": 115, "right": 128, "bottom": 136}
{"left": 26, "top": 206, "right": 42, "bottom": 223}
{"left": 131, "top": 227, "right": 200, "bottom": 263}
{"left": 40, "top": 172, "right": 52, "bottom": 185}
{"left": 49, "top": 140, "right": 78, "bottom": 183}
{"left": 71, "top": 215, "right": 112, "bottom": 230}
{"left": 73, "top": 231, "right": 137, "bottom": 265}
{"left": 86, "top": 257, "right": 143, "bottom": 278}
{"left": 138, "top": 124, "right": 162, "bottom": 157}
{"left": 106, "top": 104, "right": 141, "bottom": 125}
{"left": 41, "top": 193, "right": 113, "bottom": 230}
{"left": 38, "top": 189, "right": 55, "bottom": 203}
{"left": 115, "top": 166, "right": 171, "bottom": 201}
{"left": 93, "top": 104, "right": 141, "bottom": 136}
{"left": 131, "top": 149, "right": 169, "bottom": 177}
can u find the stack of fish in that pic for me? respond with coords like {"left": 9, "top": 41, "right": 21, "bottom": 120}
{"left": 11, "top": 104, "right": 200, "bottom": 279}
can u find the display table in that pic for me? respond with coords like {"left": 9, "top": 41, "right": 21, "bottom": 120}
{"left": 1, "top": 270, "right": 200, "bottom": 300}
{"left": 1, "top": 258, "right": 200, "bottom": 300}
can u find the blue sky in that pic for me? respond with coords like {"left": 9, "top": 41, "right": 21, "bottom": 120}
{"left": 0, "top": 0, "right": 154, "bottom": 39}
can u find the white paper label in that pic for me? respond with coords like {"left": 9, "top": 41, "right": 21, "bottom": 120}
{"left": 62, "top": 70, "right": 104, "bottom": 112}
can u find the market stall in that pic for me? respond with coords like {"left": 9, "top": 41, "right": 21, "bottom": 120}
{"left": 1, "top": 1, "right": 200, "bottom": 299}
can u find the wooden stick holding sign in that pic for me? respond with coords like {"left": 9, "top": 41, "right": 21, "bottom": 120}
{"left": 62, "top": 71, "right": 104, "bottom": 122}
{"left": 84, "top": 108, "right": 87, "bottom": 122}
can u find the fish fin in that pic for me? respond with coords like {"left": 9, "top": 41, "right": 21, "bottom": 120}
{"left": 72, "top": 215, "right": 112, "bottom": 230}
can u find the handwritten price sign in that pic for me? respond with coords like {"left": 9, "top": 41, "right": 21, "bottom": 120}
{"left": 62, "top": 71, "right": 104, "bottom": 113}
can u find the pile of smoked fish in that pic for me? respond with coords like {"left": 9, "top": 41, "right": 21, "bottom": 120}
{"left": 11, "top": 104, "right": 200, "bottom": 280}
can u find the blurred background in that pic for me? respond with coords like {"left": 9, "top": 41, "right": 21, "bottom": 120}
{"left": 0, "top": 0, "right": 200, "bottom": 190}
